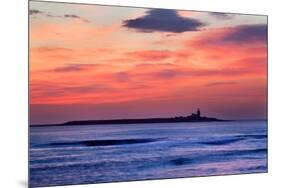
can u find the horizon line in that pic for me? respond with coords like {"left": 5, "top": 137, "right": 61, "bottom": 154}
{"left": 30, "top": 116, "right": 267, "bottom": 126}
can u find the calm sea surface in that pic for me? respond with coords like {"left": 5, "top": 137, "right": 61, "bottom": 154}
{"left": 29, "top": 121, "right": 267, "bottom": 187}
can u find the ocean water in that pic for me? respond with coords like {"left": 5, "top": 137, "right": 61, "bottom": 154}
{"left": 29, "top": 121, "right": 267, "bottom": 187}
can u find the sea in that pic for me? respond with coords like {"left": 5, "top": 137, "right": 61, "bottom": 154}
{"left": 29, "top": 120, "right": 267, "bottom": 187}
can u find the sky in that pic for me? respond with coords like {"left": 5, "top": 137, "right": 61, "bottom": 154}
{"left": 29, "top": 1, "right": 268, "bottom": 124}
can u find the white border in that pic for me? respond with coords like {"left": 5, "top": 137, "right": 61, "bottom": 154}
{"left": 1, "top": 0, "right": 280, "bottom": 187}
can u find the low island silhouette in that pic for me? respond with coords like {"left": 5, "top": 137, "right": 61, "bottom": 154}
{"left": 32, "top": 109, "right": 229, "bottom": 126}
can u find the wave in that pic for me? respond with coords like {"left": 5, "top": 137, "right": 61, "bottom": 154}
{"left": 235, "top": 134, "right": 267, "bottom": 139}
{"left": 198, "top": 138, "right": 244, "bottom": 145}
{"left": 238, "top": 165, "right": 267, "bottom": 172}
{"left": 30, "top": 147, "right": 267, "bottom": 171}
{"left": 170, "top": 148, "right": 267, "bottom": 166}
{"left": 36, "top": 138, "right": 159, "bottom": 148}
{"left": 198, "top": 134, "right": 267, "bottom": 146}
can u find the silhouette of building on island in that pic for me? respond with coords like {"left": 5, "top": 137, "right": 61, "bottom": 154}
{"left": 197, "top": 108, "right": 201, "bottom": 117}
{"left": 188, "top": 108, "right": 201, "bottom": 119}
{"left": 58, "top": 107, "right": 225, "bottom": 126}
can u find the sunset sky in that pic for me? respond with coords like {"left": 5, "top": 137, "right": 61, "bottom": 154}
{"left": 29, "top": 1, "right": 267, "bottom": 124}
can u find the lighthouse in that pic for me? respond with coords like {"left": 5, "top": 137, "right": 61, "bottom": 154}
{"left": 197, "top": 108, "right": 201, "bottom": 118}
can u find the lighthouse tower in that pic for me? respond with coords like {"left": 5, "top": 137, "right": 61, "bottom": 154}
{"left": 197, "top": 108, "right": 201, "bottom": 118}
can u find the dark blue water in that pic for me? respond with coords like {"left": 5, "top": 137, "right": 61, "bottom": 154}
{"left": 29, "top": 121, "right": 267, "bottom": 187}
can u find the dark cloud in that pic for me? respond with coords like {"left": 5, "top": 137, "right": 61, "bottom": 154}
{"left": 46, "top": 14, "right": 61, "bottom": 18}
{"left": 35, "top": 47, "right": 72, "bottom": 52}
{"left": 64, "top": 14, "right": 80, "bottom": 18}
{"left": 209, "top": 12, "right": 234, "bottom": 20}
{"left": 62, "top": 85, "right": 113, "bottom": 94}
{"left": 192, "top": 68, "right": 251, "bottom": 77}
{"left": 32, "top": 83, "right": 114, "bottom": 98}
{"left": 123, "top": 9, "right": 205, "bottom": 33}
{"left": 64, "top": 14, "right": 89, "bottom": 22}
{"left": 31, "top": 11, "right": 89, "bottom": 22}
{"left": 50, "top": 64, "right": 100, "bottom": 73}
{"left": 111, "top": 67, "right": 253, "bottom": 82}
{"left": 145, "top": 67, "right": 256, "bottom": 80}
{"left": 206, "top": 81, "right": 237, "bottom": 86}
{"left": 154, "top": 69, "right": 186, "bottom": 79}
{"left": 29, "top": 9, "right": 43, "bottom": 15}
{"left": 113, "top": 71, "right": 132, "bottom": 82}
{"left": 221, "top": 24, "right": 268, "bottom": 44}
{"left": 196, "top": 24, "right": 268, "bottom": 46}
{"left": 151, "top": 68, "right": 249, "bottom": 80}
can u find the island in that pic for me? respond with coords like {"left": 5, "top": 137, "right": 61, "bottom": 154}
{"left": 31, "top": 109, "right": 229, "bottom": 126}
